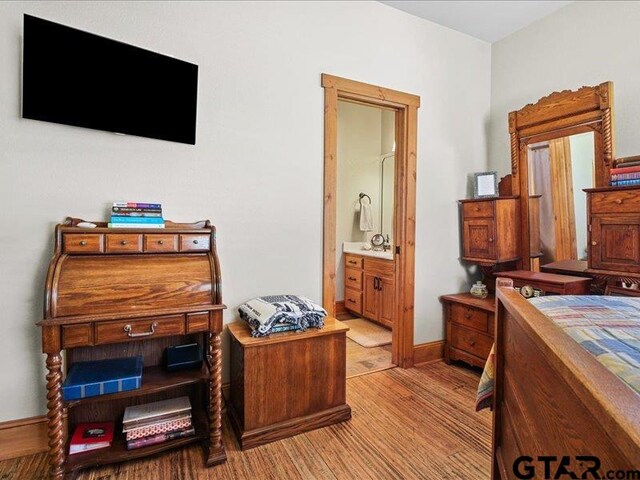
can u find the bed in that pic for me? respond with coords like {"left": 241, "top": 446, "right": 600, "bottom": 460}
{"left": 488, "top": 278, "right": 640, "bottom": 479}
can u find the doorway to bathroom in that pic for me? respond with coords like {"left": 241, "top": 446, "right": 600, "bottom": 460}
{"left": 321, "top": 74, "right": 420, "bottom": 372}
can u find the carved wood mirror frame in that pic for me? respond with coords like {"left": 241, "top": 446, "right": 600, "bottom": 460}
{"left": 509, "top": 82, "right": 615, "bottom": 270}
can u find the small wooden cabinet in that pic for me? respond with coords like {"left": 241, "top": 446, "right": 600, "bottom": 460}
{"left": 459, "top": 197, "right": 520, "bottom": 265}
{"left": 344, "top": 253, "right": 394, "bottom": 328}
{"left": 441, "top": 293, "right": 495, "bottom": 368}
{"left": 586, "top": 186, "right": 640, "bottom": 275}
{"left": 226, "top": 318, "right": 351, "bottom": 450}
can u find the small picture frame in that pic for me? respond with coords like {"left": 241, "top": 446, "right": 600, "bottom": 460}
{"left": 473, "top": 171, "right": 499, "bottom": 199}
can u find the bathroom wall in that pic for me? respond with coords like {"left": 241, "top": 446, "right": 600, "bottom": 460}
{"left": 335, "top": 101, "right": 394, "bottom": 301}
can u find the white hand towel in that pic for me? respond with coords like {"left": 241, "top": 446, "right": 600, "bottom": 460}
{"left": 359, "top": 203, "right": 374, "bottom": 232}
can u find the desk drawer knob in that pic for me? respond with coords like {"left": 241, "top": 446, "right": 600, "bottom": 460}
{"left": 120, "top": 240, "right": 127, "bottom": 245}
{"left": 193, "top": 239, "right": 199, "bottom": 245}
{"left": 158, "top": 240, "right": 164, "bottom": 245}
{"left": 123, "top": 322, "right": 158, "bottom": 338}
{"left": 616, "top": 199, "right": 623, "bottom": 204}
{"left": 347, "top": 298, "right": 356, "bottom": 304}
{"left": 348, "top": 276, "right": 357, "bottom": 281}
{"left": 592, "top": 241, "right": 598, "bottom": 246}
{"left": 488, "top": 238, "right": 494, "bottom": 243}
{"left": 79, "top": 240, "right": 87, "bottom": 246}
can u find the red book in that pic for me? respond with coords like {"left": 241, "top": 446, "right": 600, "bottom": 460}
{"left": 69, "top": 422, "right": 114, "bottom": 455}
{"left": 610, "top": 165, "right": 640, "bottom": 175}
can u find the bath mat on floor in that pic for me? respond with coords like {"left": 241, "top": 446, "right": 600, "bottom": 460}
{"left": 343, "top": 318, "right": 391, "bottom": 348}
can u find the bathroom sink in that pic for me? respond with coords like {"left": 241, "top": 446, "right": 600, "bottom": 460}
{"left": 343, "top": 242, "right": 393, "bottom": 260}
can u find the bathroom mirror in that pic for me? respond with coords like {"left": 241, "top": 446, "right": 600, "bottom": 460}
{"left": 527, "top": 132, "right": 594, "bottom": 267}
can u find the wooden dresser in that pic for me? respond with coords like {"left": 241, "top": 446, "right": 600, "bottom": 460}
{"left": 586, "top": 186, "right": 640, "bottom": 277}
{"left": 459, "top": 197, "right": 520, "bottom": 266}
{"left": 344, "top": 253, "right": 394, "bottom": 328}
{"left": 226, "top": 318, "right": 351, "bottom": 449}
{"left": 441, "top": 293, "right": 495, "bottom": 368}
{"left": 38, "top": 218, "right": 226, "bottom": 479}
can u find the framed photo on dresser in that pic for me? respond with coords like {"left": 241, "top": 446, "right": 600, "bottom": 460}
{"left": 473, "top": 171, "right": 499, "bottom": 199}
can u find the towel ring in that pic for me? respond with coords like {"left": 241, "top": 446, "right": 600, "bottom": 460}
{"left": 359, "top": 193, "right": 371, "bottom": 205}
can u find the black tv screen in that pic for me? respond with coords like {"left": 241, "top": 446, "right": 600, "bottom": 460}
{"left": 22, "top": 14, "right": 198, "bottom": 145}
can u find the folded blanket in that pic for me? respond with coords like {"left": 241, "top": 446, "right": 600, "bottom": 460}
{"left": 475, "top": 345, "right": 495, "bottom": 411}
{"left": 238, "top": 295, "right": 327, "bottom": 337}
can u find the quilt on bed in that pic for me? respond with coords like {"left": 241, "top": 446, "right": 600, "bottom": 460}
{"left": 475, "top": 295, "right": 640, "bottom": 411}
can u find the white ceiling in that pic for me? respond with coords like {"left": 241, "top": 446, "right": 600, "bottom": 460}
{"left": 379, "top": 1, "right": 573, "bottom": 43}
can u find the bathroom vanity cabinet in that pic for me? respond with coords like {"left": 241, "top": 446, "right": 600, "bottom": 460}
{"left": 344, "top": 253, "right": 395, "bottom": 328}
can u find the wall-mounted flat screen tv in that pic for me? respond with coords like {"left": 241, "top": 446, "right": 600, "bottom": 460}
{"left": 22, "top": 14, "right": 198, "bottom": 145}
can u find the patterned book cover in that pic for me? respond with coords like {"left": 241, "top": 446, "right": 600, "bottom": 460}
{"left": 109, "top": 216, "right": 165, "bottom": 224}
{"left": 125, "top": 418, "right": 192, "bottom": 441}
{"left": 126, "top": 427, "right": 195, "bottom": 450}
{"left": 62, "top": 356, "right": 143, "bottom": 401}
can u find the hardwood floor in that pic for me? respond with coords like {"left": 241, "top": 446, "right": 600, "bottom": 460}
{"left": 0, "top": 362, "right": 491, "bottom": 480}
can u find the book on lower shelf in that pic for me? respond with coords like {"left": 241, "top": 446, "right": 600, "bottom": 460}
{"left": 122, "top": 396, "right": 194, "bottom": 450}
{"left": 69, "top": 422, "right": 115, "bottom": 455}
{"left": 62, "top": 356, "right": 143, "bottom": 401}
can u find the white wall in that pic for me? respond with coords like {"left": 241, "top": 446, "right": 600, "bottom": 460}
{"left": 489, "top": 1, "right": 640, "bottom": 175}
{"left": 0, "top": 1, "right": 490, "bottom": 421}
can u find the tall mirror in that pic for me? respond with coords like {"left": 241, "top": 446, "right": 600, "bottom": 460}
{"left": 528, "top": 132, "right": 594, "bottom": 269}
{"left": 509, "top": 82, "right": 614, "bottom": 272}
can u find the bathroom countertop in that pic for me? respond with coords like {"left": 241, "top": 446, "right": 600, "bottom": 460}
{"left": 343, "top": 242, "right": 393, "bottom": 261}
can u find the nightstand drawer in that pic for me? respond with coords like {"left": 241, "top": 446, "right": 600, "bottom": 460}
{"left": 345, "top": 268, "right": 363, "bottom": 290}
{"left": 449, "top": 325, "right": 492, "bottom": 360}
{"left": 95, "top": 315, "right": 185, "bottom": 344}
{"left": 450, "top": 303, "right": 489, "bottom": 332}
{"left": 590, "top": 189, "right": 640, "bottom": 214}
{"left": 63, "top": 234, "right": 104, "bottom": 254}
{"left": 180, "top": 234, "right": 210, "bottom": 252}
{"left": 344, "top": 288, "right": 362, "bottom": 315}
{"left": 106, "top": 234, "right": 143, "bottom": 253}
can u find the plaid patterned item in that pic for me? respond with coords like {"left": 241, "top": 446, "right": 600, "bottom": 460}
{"left": 476, "top": 296, "right": 640, "bottom": 411}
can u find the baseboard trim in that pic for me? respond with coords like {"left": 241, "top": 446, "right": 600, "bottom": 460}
{"left": 0, "top": 415, "right": 49, "bottom": 461}
{"left": 413, "top": 340, "right": 444, "bottom": 365}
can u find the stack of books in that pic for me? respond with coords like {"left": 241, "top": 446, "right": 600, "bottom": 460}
{"left": 69, "top": 422, "right": 114, "bottom": 455}
{"left": 610, "top": 156, "right": 640, "bottom": 187}
{"left": 122, "top": 396, "right": 195, "bottom": 450}
{"left": 109, "top": 201, "right": 164, "bottom": 228}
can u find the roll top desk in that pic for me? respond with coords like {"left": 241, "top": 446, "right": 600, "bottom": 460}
{"left": 38, "top": 218, "right": 226, "bottom": 479}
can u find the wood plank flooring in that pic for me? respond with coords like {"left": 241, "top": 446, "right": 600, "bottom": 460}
{"left": 0, "top": 362, "right": 491, "bottom": 480}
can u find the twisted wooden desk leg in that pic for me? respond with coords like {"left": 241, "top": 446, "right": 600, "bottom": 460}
{"left": 206, "top": 332, "right": 226, "bottom": 466}
{"left": 46, "top": 353, "right": 65, "bottom": 480}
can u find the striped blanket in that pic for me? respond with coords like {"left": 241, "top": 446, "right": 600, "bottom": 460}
{"left": 238, "top": 295, "right": 327, "bottom": 337}
{"left": 476, "top": 295, "right": 640, "bottom": 411}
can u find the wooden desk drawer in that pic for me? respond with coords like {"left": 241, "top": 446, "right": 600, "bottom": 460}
{"left": 344, "top": 288, "right": 362, "bottom": 315}
{"left": 345, "top": 268, "right": 363, "bottom": 290}
{"left": 63, "top": 234, "right": 104, "bottom": 254}
{"left": 144, "top": 234, "right": 178, "bottom": 253}
{"left": 450, "top": 303, "right": 489, "bottom": 332}
{"left": 590, "top": 189, "right": 640, "bottom": 214}
{"left": 62, "top": 323, "right": 94, "bottom": 348}
{"left": 180, "top": 234, "right": 210, "bottom": 252}
{"left": 95, "top": 315, "right": 185, "bottom": 344}
{"left": 345, "top": 254, "right": 363, "bottom": 269}
{"left": 364, "top": 257, "right": 394, "bottom": 277}
{"left": 449, "top": 325, "right": 492, "bottom": 360}
{"left": 462, "top": 201, "right": 494, "bottom": 219}
{"left": 106, "top": 234, "right": 143, "bottom": 253}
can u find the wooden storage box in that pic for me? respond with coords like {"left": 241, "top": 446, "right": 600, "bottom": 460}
{"left": 226, "top": 318, "right": 351, "bottom": 450}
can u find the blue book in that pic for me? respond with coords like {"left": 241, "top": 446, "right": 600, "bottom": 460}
{"left": 110, "top": 216, "right": 164, "bottom": 224}
{"left": 62, "top": 356, "right": 143, "bottom": 401}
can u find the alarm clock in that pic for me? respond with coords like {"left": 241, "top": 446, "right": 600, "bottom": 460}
{"left": 370, "top": 234, "right": 385, "bottom": 251}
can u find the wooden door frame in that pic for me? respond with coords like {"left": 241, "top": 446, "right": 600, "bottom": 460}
{"left": 321, "top": 74, "right": 420, "bottom": 368}
{"left": 508, "top": 82, "right": 614, "bottom": 270}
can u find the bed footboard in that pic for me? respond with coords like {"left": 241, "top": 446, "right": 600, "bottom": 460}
{"left": 492, "top": 279, "right": 640, "bottom": 480}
